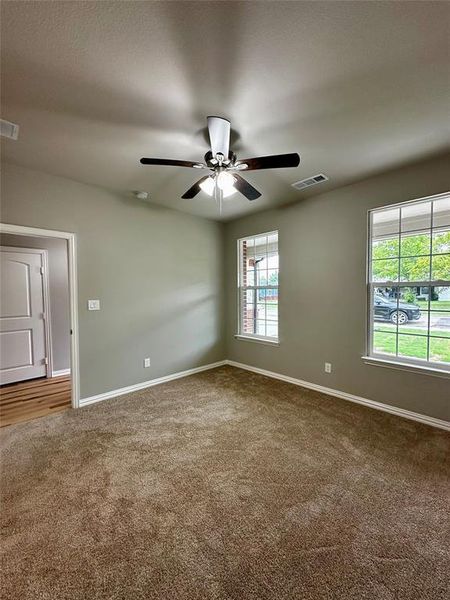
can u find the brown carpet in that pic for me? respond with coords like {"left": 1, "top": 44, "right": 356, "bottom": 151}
{"left": 1, "top": 366, "right": 449, "bottom": 599}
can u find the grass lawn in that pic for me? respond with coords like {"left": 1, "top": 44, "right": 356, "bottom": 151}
{"left": 417, "top": 300, "right": 450, "bottom": 311}
{"left": 265, "top": 302, "right": 278, "bottom": 320}
{"left": 374, "top": 324, "right": 450, "bottom": 338}
{"left": 373, "top": 330, "right": 450, "bottom": 363}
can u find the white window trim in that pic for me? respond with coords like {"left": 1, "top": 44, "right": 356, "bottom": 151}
{"left": 237, "top": 230, "right": 279, "bottom": 344}
{"left": 364, "top": 191, "right": 450, "bottom": 376}
{"left": 234, "top": 334, "right": 280, "bottom": 347}
{"left": 362, "top": 355, "right": 450, "bottom": 379}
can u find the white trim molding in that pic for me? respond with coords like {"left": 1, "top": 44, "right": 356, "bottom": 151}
{"left": 80, "top": 361, "right": 227, "bottom": 407}
{"left": 234, "top": 334, "right": 280, "bottom": 346}
{"left": 226, "top": 360, "right": 450, "bottom": 431}
{"left": 80, "top": 358, "right": 449, "bottom": 431}
{"left": 0, "top": 223, "right": 80, "bottom": 409}
{"left": 362, "top": 355, "right": 449, "bottom": 379}
{"left": 52, "top": 369, "right": 71, "bottom": 377}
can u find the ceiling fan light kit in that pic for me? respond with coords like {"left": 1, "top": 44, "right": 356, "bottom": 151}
{"left": 200, "top": 172, "right": 236, "bottom": 198}
{"left": 140, "top": 116, "right": 300, "bottom": 210}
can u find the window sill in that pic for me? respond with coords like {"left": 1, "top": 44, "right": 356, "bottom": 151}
{"left": 235, "top": 335, "right": 280, "bottom": 347}
{"left": 362, "top": 356, "right": 450, "bottom": 379}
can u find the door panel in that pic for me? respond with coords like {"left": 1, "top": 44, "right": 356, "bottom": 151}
{"left": 0, "top": 330, "right": 33, "bottom": 369}
{"left": 1, "top": 259, "right": 31, "bottom": 317}
{"left": 0, "top": 249, "right": 47, "bottom": 384}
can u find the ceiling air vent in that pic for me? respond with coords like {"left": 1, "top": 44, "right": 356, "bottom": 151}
{"left": 292, "top": 173, "right": 328, "bottom": 190}
{"left": 0, "top": 119, "right": 19, "bottom": 140}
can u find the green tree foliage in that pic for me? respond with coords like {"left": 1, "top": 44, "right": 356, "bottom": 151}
{"left": 268, "top": 271, "right": 278, "bottom": 285}
{"left": 257, "top": 271, "right": 279, "bottom": 286}
{"left": 372, "top": 231, "right": 450, "bottom": 281}
{"left": 402, "top": 289, "right": 417, "bottom": 303}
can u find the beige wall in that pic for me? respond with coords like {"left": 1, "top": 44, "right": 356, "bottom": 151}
{"left": 0, "top": 233, "right": 70, "bottom": 372}
{"left": 2, "top": 155, "right": 449, "bottom": 421}
{"left": 225, "top": 153, "right": 450, "bottom": 422}
{"left": 1, "top": 163, "right": 226, "bottom": 399}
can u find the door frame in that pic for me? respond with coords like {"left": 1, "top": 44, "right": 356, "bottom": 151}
{"left": 1, "top": 245, "right": 53, "bottom": 379}
{"left": 0, "top": 224, "right": 80, "bottom": 408}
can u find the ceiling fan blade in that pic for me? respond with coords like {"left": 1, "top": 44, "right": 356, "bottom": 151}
{"left": 140, "top": 158, "right": 206, "bottom": 168}
{"left": 181, "top": 176, "right": 210, "bottom": 199}
{"left": 207, "top": 116, "right": 230, "bottom": 158}
{"left": 233, "top": 174, "right": 261, "bottom": 201}
{"left": 237, "top": 153, "right": 300, "bottom": 171}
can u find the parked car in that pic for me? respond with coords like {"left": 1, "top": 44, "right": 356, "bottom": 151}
{"left": 374, "top": 294, "right": 421, "bottom": 325}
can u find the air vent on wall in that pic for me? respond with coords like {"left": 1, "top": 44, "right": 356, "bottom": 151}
{"left": 292, "top": 173, "right": 328, "bottom": 190}
{"left": 0, "top": 119, "right": 19, "bottom": 140}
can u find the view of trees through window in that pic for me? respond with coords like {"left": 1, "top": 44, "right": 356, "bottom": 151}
{"left": 369, "top": 195, "right": 450, "bottom": 368}
{"left": 238, "top": 232, "right": 278, "bottom": 340}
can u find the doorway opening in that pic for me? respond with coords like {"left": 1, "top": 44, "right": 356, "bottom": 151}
{"left": 0, "top": 224, "right": 79, "bottom": 426}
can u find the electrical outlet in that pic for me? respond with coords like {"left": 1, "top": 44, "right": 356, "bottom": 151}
{"left": 144, "top": 358, "right": 151, "bottom": 368}
{"left": 324, "top": 362, "right": 332, "bottom": 373}
{"left": 87, "top": 299, "right": 100, "bottom": 311}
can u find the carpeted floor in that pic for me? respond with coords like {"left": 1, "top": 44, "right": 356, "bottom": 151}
{"left": 1, "top": 365, "right": 449, "bottom": 599}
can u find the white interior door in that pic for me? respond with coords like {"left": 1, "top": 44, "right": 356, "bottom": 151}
{"left": 0, "top": 247, "right": 48, "bottom": 384}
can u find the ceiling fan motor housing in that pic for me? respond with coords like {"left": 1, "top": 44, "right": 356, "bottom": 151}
{"left": 204, "top": 150, "right": 236, "bottom": 169}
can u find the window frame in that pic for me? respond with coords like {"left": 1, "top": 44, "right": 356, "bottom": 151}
{"left": 365, "top": 191, "right": 450, "bottom": 375}
{"left": 236, "top": 230, "right": 279, "bottom": 344}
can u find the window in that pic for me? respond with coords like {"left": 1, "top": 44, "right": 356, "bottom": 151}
{"left": 368, "top": 193, "right": 450, "bottom": 372}
{"left": 238, "top": 231, "right": 279, "bottom": 342}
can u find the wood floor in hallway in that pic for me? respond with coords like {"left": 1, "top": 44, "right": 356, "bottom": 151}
{"left": 0, "top": 375, "right": 71, "bottom": 427}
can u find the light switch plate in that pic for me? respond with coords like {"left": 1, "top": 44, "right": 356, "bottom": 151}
{"left": 88, "top": 299, "right": 100, "bottom": 311}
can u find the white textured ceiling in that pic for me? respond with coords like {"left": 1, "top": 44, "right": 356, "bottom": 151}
{"left": 1, "top": 1, "right": 449, "bottom": 221}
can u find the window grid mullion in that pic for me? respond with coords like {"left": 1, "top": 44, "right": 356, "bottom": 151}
{"left": 372, "top": 251, "right": 450, "bottom": 261}
{"left": 427, "top": 202, "right": 434, "bottom": 360}
{"left": 238, "top": 233, "right": 279, "bottom": 340}
{"left": 370, "top": 280, "right": 450, "bottom": 287}
{"left": 396, "top": 209, "right": 401, "bottom": 356}
{"left": 369, "top": 195, "right": 449, "bottom": 370}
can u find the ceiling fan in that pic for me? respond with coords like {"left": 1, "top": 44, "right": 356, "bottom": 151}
{"left": 140, "top": 116, "right": 300, "bottom": 203}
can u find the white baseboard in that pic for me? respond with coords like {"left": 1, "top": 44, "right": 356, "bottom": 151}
{"left": 52, "top": 369, "right": 71, "bottom": 377}
{"left": 225, "top": 360, "right": 450, "bottom": 431}
{"left": 79, "top": 360, "right": 227, "bottom": 408}
{"left": 78, "top": 358, "right": 449, "bottom": 431}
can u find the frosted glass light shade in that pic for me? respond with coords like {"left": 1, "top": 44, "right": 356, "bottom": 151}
{"left": 200, "top": 174, "right": 236, "bottom": 198}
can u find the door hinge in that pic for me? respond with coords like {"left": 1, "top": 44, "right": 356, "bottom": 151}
{"left": 40, "top": 266, "right": 45, "bottom": 275}
{"left": 44, "top": 357, "right": 48, "bottom": 365}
